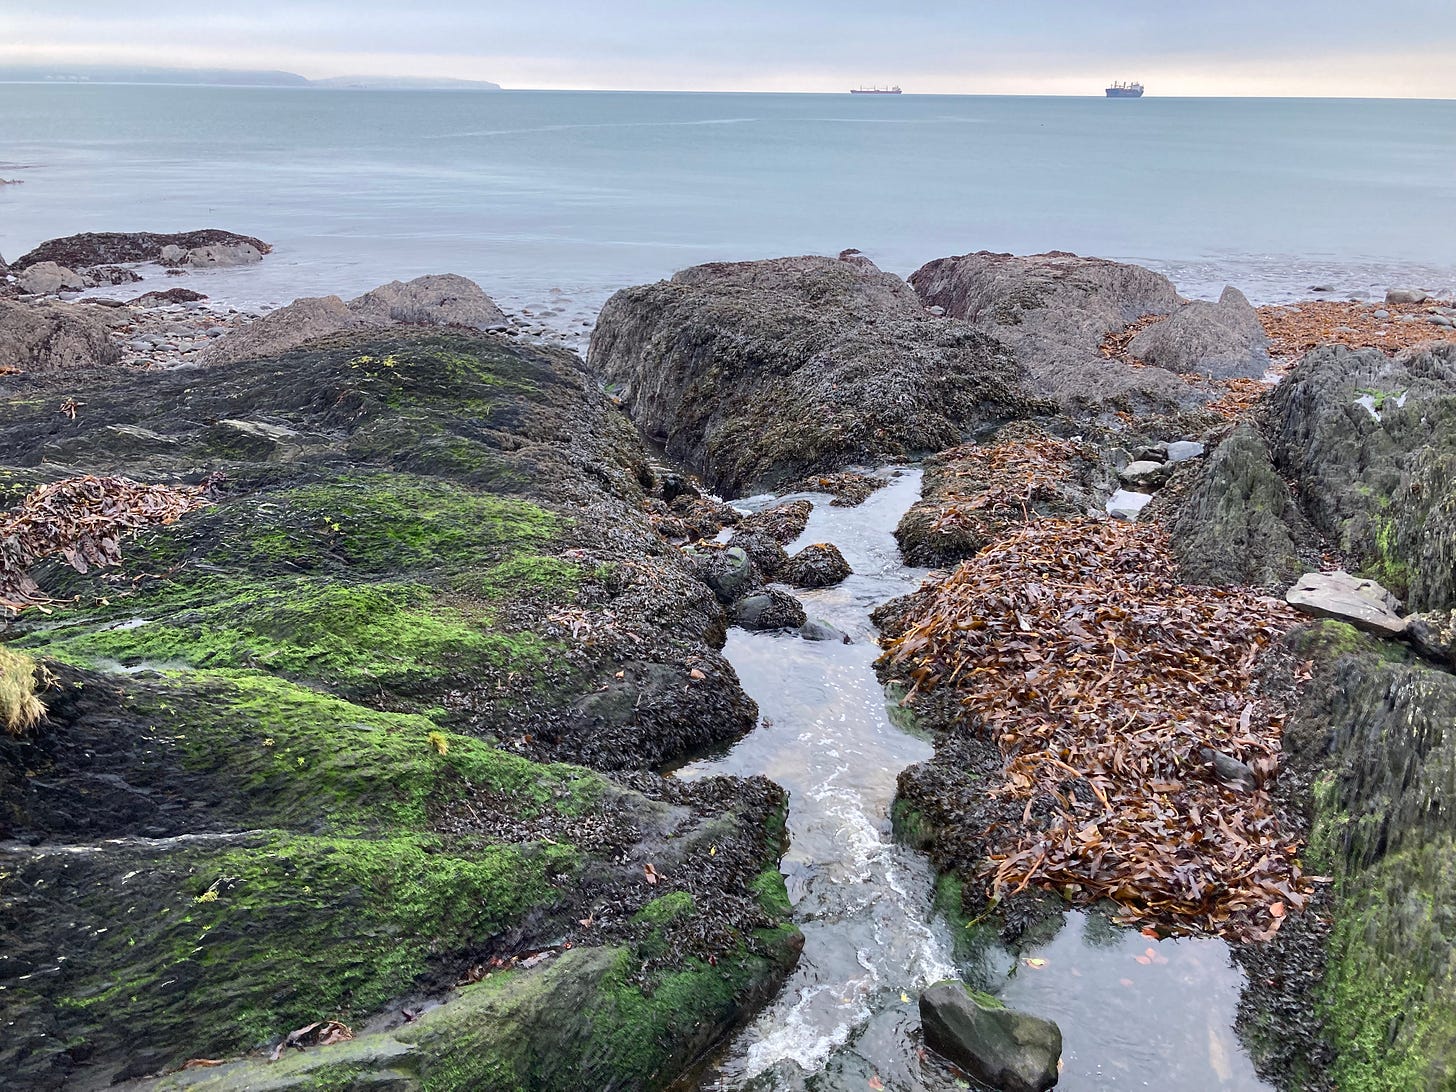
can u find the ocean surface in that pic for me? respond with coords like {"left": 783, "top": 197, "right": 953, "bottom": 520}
{"left": 2, "top": 86, "right": 1455, "bottom": 331}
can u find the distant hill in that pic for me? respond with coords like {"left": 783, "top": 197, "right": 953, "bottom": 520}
{"left": 0, "top": 64, "right": 501, "bottom": 91}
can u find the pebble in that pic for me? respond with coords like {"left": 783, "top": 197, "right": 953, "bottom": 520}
{"left": 1373, "top": 309, "right": 1390, "bottom": 320}
{"left": 1430, "top": 316, "right": 1454, "bottom": 327}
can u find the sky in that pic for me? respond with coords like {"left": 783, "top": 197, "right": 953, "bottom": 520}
{"left": 2, "top": 1, "right": 1454, "bottom": 98}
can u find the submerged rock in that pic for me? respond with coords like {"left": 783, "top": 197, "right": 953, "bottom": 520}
{"left": 919, "top": 981, "right": 1062, "bottom": 1092}
{"left": 589, "top": 253, "right": 1032, "bottom": 496}
{"left": 908, "top": 249, "right": 1200, "bottom": 414}
{"left": 1127, "top": 285, "right": 1272, "bottom": 380}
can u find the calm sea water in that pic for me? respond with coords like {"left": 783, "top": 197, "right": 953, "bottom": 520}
{"left": 2, "top": 86, "right": 1454, "bottom": 324}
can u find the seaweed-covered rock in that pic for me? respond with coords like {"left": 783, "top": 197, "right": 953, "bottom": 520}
{"left": 920, "top": 981, "right": 1062, "bottom": 1092}
{"left": 1283, "top": 644, "right": 1456, "bottom": 1090}
{"left": 727, "top": 528, "right": 790, "bottom": 578}
{"left": 589, "top": 254, "right": 1032, "bottom": 496}
{"left": 908, "top": 250, "right": 1201, "bottom": 414}
{"left": 684, "top": 544, "right": 760, "bottom": 604}
{"left": 730, "top": 588, "right": 808, "bottom": 631}
{"left": 738, "top": 499, "right": 814, "bottom": 544}
{"left": 10, "top": 230, "right": 272, "bottom": 271}
{"left": 0, "top": 329, "right": 795, "bottom": 1088}
{"left": 781, "top": 542, "right": 851, "bottom": 588}
{"left": 0, "top": 298, "right": 121, "bottom": 372}
{"left": 1127, "top": 286, "right": 1272, "bottom": 380}
{"left": 1168, "top": 423, "right": 1305, "bottom": 589}
{"left": 1269, "top": 343, "right": 1456, "bottom": 611}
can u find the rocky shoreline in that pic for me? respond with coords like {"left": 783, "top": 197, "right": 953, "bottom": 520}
{"left": 3, "top": 232, "right": 1456, "bottom": 1090}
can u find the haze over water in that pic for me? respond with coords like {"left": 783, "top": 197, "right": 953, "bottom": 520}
{"left": 2, "top": 85, "right": 1454, "bottom": 321}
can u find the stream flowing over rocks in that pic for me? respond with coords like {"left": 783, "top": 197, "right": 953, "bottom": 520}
{"left": 3, "top": 234, "right": 1456, "bottom": 1090}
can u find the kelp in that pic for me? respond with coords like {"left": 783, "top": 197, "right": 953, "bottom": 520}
{"left": 882, "top": 517, "right": 1311, "bottom": 942}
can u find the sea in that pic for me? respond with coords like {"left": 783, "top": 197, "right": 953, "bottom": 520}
{"left": 2, "top": 85, "right": 1455, "bottom": 335}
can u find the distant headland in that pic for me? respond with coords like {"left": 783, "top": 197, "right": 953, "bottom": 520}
{"left": 0, "top": 64, "right": 501, "bottom": 91}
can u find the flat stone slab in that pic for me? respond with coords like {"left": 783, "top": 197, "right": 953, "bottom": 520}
{"left": 1165, "top": 440, "right": 1206, "bottom": 463}
{"left": 1286, "top": 570, "right": 1408, "bottom": 636}
{"left": 1106, "top": 488, "right": 1153, "bottom": 521}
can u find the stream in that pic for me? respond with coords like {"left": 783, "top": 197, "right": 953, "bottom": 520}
{"left": 676, "top": 468, "right": 1272, "bottom": 1091}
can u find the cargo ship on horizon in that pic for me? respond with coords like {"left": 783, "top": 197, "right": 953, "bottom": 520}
{"left": 1106, "top": 81, "right": 1144, "bottom": 98}
{"left": 850, "top": 85, "right": 901, "bottom": 94}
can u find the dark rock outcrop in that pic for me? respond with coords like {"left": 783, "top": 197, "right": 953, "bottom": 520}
{"left": 920, "top": 982, "right": 1062, "bottom": 1092}
{"left": 11, "top": 230, "right": 272, "bottom": 271}
{"left": 908, "top": 250, "right": 1199, "bottom": 414}
{"left": 1127, "top": 285, "right": 1272, "bottom": 379}
{"left": 727, "top": 528, "right": 790, "bottom": 578}
{"left": 1168, "top": 423, "right": 1304, "bottom": 589}
{"left": 589, "top": 254, "right": 1032, "bottom": 496}
{"left": 0, "top": 298, "right": 121, "bottom": 372}
{"left": 1269, "top": 342, "right": 1456, "bottom": 612}
{"left": 684, "top": 544, "right": 761, "bottom": 604}
{"left": 731, "top": 588, "right": 808, "bottom": 631}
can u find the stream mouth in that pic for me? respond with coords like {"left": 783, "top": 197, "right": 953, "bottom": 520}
{"left": 677, "top": 467, "right": 1270, "bottom": 1091}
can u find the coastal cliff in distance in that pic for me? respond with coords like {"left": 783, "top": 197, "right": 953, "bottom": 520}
{"left": 0, "top": 64, "right": 501, "bottom": 90}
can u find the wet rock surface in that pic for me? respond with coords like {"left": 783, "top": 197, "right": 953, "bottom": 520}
{"left": 1128, "top": 285, "right": 1273, "bottom": 380}
{"left": 0, "top": 297, "right": 122, "bottom": 372}
{"left": 589, "top": 253, "right": 1034, "bottom": 496}
{"left": 0, "top": 328, "right": 797, "bottom": 1089}
{"left": 781, "top": 542, "right": 852, "bottom": 588}
{"left": 10, "top": 229, "right": 272, "bottom": 271}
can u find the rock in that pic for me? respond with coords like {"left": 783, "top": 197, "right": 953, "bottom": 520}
{"left": 1165, "top": 439, "right": 1205, "bottom": 463}
{"left": 1286, "top": 571, "right": 1407, "bottom": 636}
{"left": 0, "top": 250, "right": 7, "bottom": 278}
{"left": 1168, "top": 423, "right": 1305, "bottom": 589}
{"left": 799, "top": 618, "right": 852, "bottom": 643}
{"left": 200, "top": 295, "right": 358, "bottom": 366}
{"left": 207, "top": 418, "right": 304, "bottom": 460}
{"left": 1268, "top": 343, "right": 1456, "bottom": 612}
{"left": 727, "top": 529, "right": 790, "bottom": 578}
{"left": 1386, "top": 288, "right": 1430, "bottom": 304}
{"left": 685, "top": 544, "right": 761, "bottom": 604}
{"left": 16, "top": 261, "right": 86, "bottom": 295}
{"left": 1429, "top": 315, "right": 1453, "bottom": 328}
{"left": 82, "top": 265, "right": 144, "bottom": 287}
{"left": 908, "top": 249, "right": 1198, "bottom": 414}
{"left": 589, "top": 253, "right": 1032, "bottom": 496}
{"left": 0, "top": 298, "right": 121, "bottom": 372}
{"left": 1373, "top": 309, "right": 1391, "bottom": 320}
{"left": 1106, "top": 488, "right": 1153, "bottom": 521}
{"left": 10, "top": 229, "right": 271, "bottom": 271}
{"left": 1406, "top": 610, "right": 1456, "bottom": 669}
{"left": 1118, "top": 459, "right": 1172, "bottom": 489}
{"left": 347, "top": 273, "right": 506, "bottom": 330}
{"left": 730, "top": 588, "right": 808, "bottom": 631}
{"left": 1126, "top": 285, "right": 1272, "bottom": 380}
{"left": 782, "top": 542, "right": 852, "bottom": 588}
{"left": 128, "top": 338, "right": 153, "bottom": 352}
{"left": 1198, "top": 747, "right": 1259, "bottom": 792}
{"left": 129, "top": 288, "right": 209, "bottom": 307}
{"left": 738, "top": 499, "right": 814, "bottom": 544}
{"left": 919, "top": 981, "right": 1062, "bottom": 1092}
{"left": 158, "top": 243, "right": 187, "bottom": 265}
{"left": 177, "top": 242, "right": 264, "bottom": 267}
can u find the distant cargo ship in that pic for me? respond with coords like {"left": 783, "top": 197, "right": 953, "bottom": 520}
{"left": 1105, "top": 81, "right": 1144, "bottom": 98}
{"left": 851, "top": 86, "right": 901, "bottom": 95}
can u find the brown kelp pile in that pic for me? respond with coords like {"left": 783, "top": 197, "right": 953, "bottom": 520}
{"left": 0, "top": 475, "right": 213, "bottom": 610}
{"left": 881, "top": 518, "right": 1310, "bottom": 941}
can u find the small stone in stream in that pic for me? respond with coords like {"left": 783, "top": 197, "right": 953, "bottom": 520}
{"left": 683, "top": 545, "right": 760, "bottom": 604}
{"left": 1198, "top": 747, "right": 1260, "bottom": 793}
{"left": 799, "top": 618, "right": 852, "bottom": 643}
{"left": 782, "top": 543, "right": 852, "bottom": 589}
{"left": 1285, "top": 571, "right": 1407, "bottom": 636}
{"left": 920, "top": 982, "right": 1062, "bottom": 1092}
{"left": 1118, "top": 460, "right": 1172, "bottom": 490}
{"left": 1106, "top": 489, "right": 1153, "bottom": 521}
{"left": 1386, "top": 288, "right": 1430, "bottom": 304}
{"left": 1165, "top": 440, "right": 1206, "bottom": 463}
{"left": 730, "top": 589, "right": 807, "bottom": 631}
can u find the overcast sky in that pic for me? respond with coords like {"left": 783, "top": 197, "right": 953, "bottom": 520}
{"left": 3, "top": 1, "right": 1454, "bottom": 97}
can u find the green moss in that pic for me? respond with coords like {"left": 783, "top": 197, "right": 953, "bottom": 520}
{"left": 632, "top": 891, "right": 696, "bottom": 925}
{"left": 750, "top": 867, "right": 792, "bottom": 919}
{"left": 1363, "top": 515, "right": 1414, "bottom": 596}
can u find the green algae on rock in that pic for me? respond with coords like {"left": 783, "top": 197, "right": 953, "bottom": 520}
{"left": 0, "top": 329, "right": 797, "bottom": 1088}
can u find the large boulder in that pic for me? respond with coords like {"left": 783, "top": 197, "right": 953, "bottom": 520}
{"left": 200, "top": 295, "right": 358, "bottom": 366}
{"left": 1127, "top": 286, "right": 1271, "bottom": 379}
{"left": 15, "top": 261, "right": 85, "bottom": 296}
{"left": 588, "top": 253, "right": 1033, "bottom": 496}
{"left": 349, "top": 273, "right": 507, "bottom": 330}
{"left": 1168, "top": 423, "right": 1305, "bottom": 589}
{"left": 1269, "top": 343, "right": 1456, "bottom": 612}
{"left": 159, "top": 242, "right": 264, "bottom": 267}
{"left": 10, "top": 230, "right": 271, "bottom": 271}
{"left": 0, "top": 298, "right": 121, "bottom": 372}
{"left": 919, "top": 981, "right": 1062, "bottom": 1092}
{"left": 908, "top": 250, "right": 1199, "bottom": 414}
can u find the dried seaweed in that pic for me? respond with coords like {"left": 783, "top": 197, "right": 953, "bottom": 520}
{"left": 0, "top": 475, "right": 213, "bottom": 611}
{"left": 881, "top": 517, "right": 1309, "bottom": 942}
